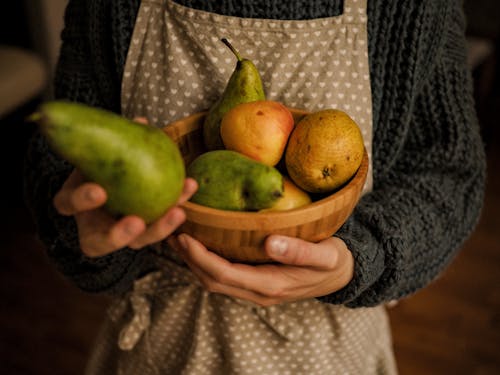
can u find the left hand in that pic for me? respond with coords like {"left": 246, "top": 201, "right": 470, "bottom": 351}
{"left": 168, "top": 233, "right": 354, "bottom": 306}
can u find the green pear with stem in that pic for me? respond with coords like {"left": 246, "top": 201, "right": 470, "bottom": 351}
{"left": 203, "top": 38, "right": 266, "bottom": 150}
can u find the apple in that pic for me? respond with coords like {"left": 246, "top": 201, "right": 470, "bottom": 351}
{"left": 220, "top": 100, "right": 295, "bottom": 166}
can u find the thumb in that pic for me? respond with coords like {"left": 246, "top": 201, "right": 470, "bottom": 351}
{"left": 265, "top": 235, "right": 342, "bottom": 269}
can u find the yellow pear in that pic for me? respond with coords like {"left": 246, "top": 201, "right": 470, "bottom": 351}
{"left": 260, "top": 177, "right": 311, "bottom": 212}
{"left": 285, "top": 109, "right": 364, "bottom": 193}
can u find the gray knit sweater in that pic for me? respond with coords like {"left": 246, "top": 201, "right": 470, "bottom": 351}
{"left": 24, "top": 0, "right": 486, "bottom": 307}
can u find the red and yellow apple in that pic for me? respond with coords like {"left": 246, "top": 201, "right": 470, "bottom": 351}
{"left": 220, "top": 100, "right": 295, "bottom": 166}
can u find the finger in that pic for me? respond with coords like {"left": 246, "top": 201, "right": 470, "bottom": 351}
{"left": 81, "top": 177, "right": 196, "bottom": 252}
{"left": 169, "top": 237, "right": 281, "bottom": 306}
{"left": 176, "top": 234, "right": 290, "bottom": 298}
{"left": 178, "top": 178, "right": 198, "bottom": 204}
{"left": 265, "top": 235, "right": 342, "bottom": 269}
{"left": 133, "top": 116, "right": 149, "bottom": 125}
{"left": 127, "top": 179, "right": 196, "bottom": 249}
{"left": 79, "top": 215, "right": 146, "bottom": 257}
{"left": 188, "top": 261, "right": 282, "bottom": 307}
{"left": 54, "top": 181, "right": 107, "bottom": 216}
{"left": 128, "top": 207, "right": 186, "bottom": 249}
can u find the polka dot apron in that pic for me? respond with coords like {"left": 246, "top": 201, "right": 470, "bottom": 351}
{"left": 85, "top": 1, "right": 397, "bottom": 374}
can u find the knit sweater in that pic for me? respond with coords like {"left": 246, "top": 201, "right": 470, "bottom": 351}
{"left": 24, "top": 0, "right": 486, "bottom": 307}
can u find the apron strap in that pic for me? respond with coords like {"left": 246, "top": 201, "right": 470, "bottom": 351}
{"left": 343, "top": 0, "right": 368, "bottom": 19}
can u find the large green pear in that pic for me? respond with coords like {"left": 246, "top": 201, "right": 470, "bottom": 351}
{"left": 203, "top": 38, "right": 266, "bottom": 150}
{"left": 34, "top": 100, "right": 185, "bottom": 223}
{"left": 187, "top": 150, "right": 283, "bottom": 211}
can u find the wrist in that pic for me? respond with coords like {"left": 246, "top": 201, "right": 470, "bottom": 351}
{"left": 332, "top": 236, "right": 355, "bottom": 289}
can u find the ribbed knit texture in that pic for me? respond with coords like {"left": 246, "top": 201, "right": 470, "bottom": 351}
{"left": 24, "top": 0, "right": 486, "bottom": 306}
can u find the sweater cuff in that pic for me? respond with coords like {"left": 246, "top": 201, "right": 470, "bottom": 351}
{"left": 316, "top": 214, "right": 385, "bottom": 306}
{"left": 41, "top": 212, "right": 157, "bottom": 295}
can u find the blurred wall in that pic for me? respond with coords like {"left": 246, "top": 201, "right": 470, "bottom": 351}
{"left": 0, "top": 1, "right": 66, "bottom": 209}
{"left": 464, "top": 0, "right": 500, "bottom": 39}
{"left": 23, "top": 0, "right": 68, "bottom": 98}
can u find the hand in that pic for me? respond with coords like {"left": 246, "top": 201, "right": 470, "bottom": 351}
{"left": 168, "top": 233, "right": 354, "bottom": 306}
{"left": 54, "top": 169, "right": 198, "bottom": 257}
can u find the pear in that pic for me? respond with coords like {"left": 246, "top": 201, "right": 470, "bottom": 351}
{"left": 203, "top": 38, "right": 266, "bottom": 150}
{"left": 285, "top": 109, "right": 364, "bottom": 193}
{"left": 187, "top": 150, "right": 283, "bottom": 211}
{"left": 260, "top": 177, "right": 312, "bottom": 212}
{"left": 33, "top": 100, "right": 185, "bottom": 223}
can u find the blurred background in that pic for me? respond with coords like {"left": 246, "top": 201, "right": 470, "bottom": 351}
{"left": 0, "top": 1, "right": 498, "bottom": 374}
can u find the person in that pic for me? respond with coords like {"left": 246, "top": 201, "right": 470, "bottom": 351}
{"left": 24, "top": 0, "right": 486, "bottom": 374}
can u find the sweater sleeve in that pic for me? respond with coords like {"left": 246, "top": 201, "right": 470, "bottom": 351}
{"left": 24, "top": 0, "right": 156, "bottom": 295}
{"left": 320, "top": 2, "right": 487, "bottom": 307}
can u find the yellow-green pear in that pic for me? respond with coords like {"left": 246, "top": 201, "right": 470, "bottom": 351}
{"left": 187, "top": 150, "right": 283, "bottom": 211}
{"left": 203, "top": 38, "right": 266, "bottom": 150}
{"left": 33, "top": 100, "right": 185, "bottom": 223}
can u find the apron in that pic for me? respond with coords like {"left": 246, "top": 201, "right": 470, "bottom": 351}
{"left": 85, "top": 1, "right": 396, "bottom": 374}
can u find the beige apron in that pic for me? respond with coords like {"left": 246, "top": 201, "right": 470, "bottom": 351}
{"left": 85, "top": 1, "right": 397, "bottom": 374}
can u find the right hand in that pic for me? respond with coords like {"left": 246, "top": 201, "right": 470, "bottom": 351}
{"left": 53, "top": 169, "right": 198, "bottom": 258}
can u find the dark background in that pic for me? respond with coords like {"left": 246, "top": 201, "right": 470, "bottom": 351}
{"left": 1, "top": 1, "right": 499, "bottom": 374}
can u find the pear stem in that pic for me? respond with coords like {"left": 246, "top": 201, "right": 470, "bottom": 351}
{"left": 221, "top": 38, "right": 243, "bottom": 62}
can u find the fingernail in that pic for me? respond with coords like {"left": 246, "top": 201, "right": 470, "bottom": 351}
{"left": 124, "top": 222, "right": 141, "bottom": 236}
{"left": 269, "top": 237, "right": 288, "bottom": 256}
{"left": 167, "top": 216, "right": 178, "bottom": 226}
{"left": 85, "top": 188, "right": 97, "bottom": 203}
{"left": 177, "top": 234, "right": 188, "bottom": 250}
{"left": 166, "top": 210, "right": 183, "bottom": 226}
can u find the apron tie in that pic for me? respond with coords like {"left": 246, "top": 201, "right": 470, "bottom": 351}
{"left": 252, "top": 304, "right": 304, "bottom": 341}
{"left": 109, "top": 256, "right": 197, "bottom": 351}
{"left": 109, "top": 271, "right": 164, "bottom": 351}
{"left": 110, "top": 263, "right": 307, "bottom": 351}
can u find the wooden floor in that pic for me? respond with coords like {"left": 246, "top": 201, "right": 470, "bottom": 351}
{"left": 1, "top": 103, "right": 499, "bottom": 375}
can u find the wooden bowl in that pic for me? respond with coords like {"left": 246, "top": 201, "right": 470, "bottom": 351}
{"left": 163, "top": 109, "right": 368, "bottom": 263}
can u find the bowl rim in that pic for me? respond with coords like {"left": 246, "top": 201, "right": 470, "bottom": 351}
{"left": 181, "top": 148, "right": 368, "bottom": 229}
